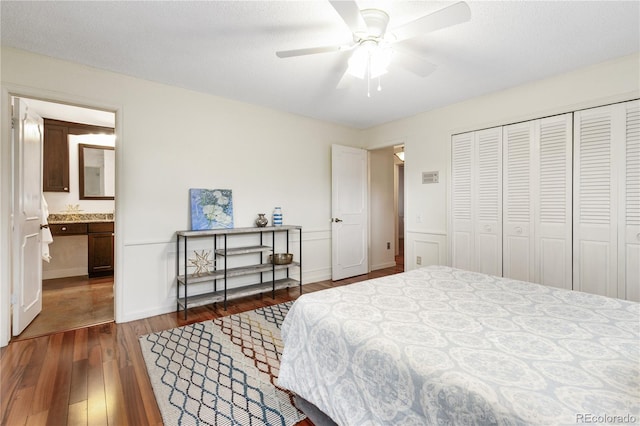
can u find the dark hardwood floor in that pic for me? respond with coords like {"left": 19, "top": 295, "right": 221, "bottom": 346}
{"left": 1, "top": 262, "right": 403, "bottom": 426}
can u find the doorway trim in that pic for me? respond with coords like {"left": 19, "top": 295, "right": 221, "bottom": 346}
{"left": 1, "top": 84, "right": 123, "bottom": 347}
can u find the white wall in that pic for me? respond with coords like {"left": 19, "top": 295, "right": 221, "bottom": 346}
{"left": 362, "top": 53, "right": 640, "bottom": 270}
{"left": 1, "top": 47, "right": 360, "bottom": 345}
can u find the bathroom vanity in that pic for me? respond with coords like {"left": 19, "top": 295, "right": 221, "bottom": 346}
{"left": 48, "top": 213, "right": 114, "bottom": 277}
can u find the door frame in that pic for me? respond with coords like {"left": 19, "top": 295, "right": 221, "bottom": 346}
{"left": 0, "top": 85, "right": 123, "bottom": 347}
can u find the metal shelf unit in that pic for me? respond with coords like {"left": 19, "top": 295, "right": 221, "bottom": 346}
{"left": 175, "top": 225, "right": 302, "bottom": 319}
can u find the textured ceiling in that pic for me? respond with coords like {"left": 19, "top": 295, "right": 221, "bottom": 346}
{"left": 2, "top": 1, "right": 639, "bottom": 129}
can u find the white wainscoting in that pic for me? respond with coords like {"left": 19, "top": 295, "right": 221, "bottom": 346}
{"left": 405, "top": 231, "right": 448, "bottom": 271}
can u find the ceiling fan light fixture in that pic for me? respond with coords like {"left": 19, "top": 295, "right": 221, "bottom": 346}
{"left": 346, "top": 45, "right": 369, "bottom": 79}
{"left": 347, "top": 42, "right": 393, "bottom": 79}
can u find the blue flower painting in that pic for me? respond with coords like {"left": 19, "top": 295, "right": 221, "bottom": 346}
{"left": 190, "top": 189, "right": 234, "bottom": 230}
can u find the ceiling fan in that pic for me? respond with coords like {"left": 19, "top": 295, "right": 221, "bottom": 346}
{"left": 276, "top": 1, "right": 471, "bottom": 95}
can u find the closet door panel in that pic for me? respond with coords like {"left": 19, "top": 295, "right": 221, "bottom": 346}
{"left": 540, "top": 237, "right": 570, "bottom": 286}
{"left": 474, "top": 128, "right": 502, "bottom": 276}
{"left": 503, "top": 122, "right": 534, "bottom": 281}
{"left": 625, "top": 244, "right": 640, "bottom": 301}
{"left": 574, "top": 106, "right": 618, "bottom": 298}
{"left": 451, "top": 133, "right": 474, "bottom": 270}
{"left": 621, "top": 101, "right": 639, "bottom": 301}
{"left": 536, "top": 114, "right": 573, "bottom": 289}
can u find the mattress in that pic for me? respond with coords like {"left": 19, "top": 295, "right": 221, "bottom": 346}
{"left": 277, "top": 266, "right": 639, "bottom": 425}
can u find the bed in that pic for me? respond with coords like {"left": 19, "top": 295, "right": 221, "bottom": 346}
{"left": 277, "top": 266, "right": 639, "bottom": 425}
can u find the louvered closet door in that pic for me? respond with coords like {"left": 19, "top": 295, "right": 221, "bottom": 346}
{"left": 451, "top": 132, "right": 474, "bottom": 270}
{"left": 535, "top": 114, "right": 573, "bottom": 289}
{"left": 474, "top": 127, "right": 502, "bottom": 276}
{"left": 503, "top": 114, "right": 572, "bottom": 288}
{"left": 574, "top": 105, "right": 620, "bottom": 298}
{"left": 620, "top": 101, "right": 640, "bottom": 301}
{"left": 503, "top": 122, "right": 534, "bottom": 281}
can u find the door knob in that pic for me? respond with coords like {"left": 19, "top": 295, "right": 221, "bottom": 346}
{"left": 332, "top": 218, "right": 343, "bottom": 223}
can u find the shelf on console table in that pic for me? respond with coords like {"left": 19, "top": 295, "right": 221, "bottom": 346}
{"left": 175, "top": 225, "right": 302, "bottom": 319}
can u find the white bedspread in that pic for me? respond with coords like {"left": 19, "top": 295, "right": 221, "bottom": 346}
{"left": 278, "top": 266, "right": 639, "bottom": 425}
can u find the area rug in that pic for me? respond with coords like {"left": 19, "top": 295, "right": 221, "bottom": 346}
{"left": 139, "top": 302, "right": 305, "bottom": 426}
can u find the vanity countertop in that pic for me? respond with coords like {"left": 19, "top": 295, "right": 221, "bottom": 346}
{"left": 48, "top": 213, "right": 114, "bottom": 224}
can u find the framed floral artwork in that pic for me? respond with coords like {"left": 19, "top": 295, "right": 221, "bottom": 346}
{"left": 189, "top": 188, "right": 234, "bottom": 230}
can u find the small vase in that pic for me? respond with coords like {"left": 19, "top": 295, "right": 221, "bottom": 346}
{"left": 273, "top": 207, "right": 283, "bottom": 226}
{"left": 256, "top": 213, "right": 268, "bottom": 227}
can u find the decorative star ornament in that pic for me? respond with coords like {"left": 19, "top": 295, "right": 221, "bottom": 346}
{"left": 189, "top": 250, "right": 213, "bottom": 277}
{"left": 64, "top": 204, "right": 83, "bottom": 213}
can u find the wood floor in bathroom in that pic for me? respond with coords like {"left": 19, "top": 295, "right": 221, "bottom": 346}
{"left": 14, "top": 276, "right": 114, "bottom": 341}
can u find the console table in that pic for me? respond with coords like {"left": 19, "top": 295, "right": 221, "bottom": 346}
{"left": 175, "top": 225, "right": 302, "bottom": 319}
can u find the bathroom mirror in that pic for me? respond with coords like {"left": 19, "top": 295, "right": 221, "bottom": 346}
{"left": 79, "top": 143, "right": 115, "bottom": 200}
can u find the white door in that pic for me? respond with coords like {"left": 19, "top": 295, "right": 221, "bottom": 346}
{"left": 331, "top": 144, "right": 368, "bottom": 280}
{"left": 474, "top": 127, "right": 502, "bottom": 276}
{"left": 12, "top": 98, "right": 44, "bottom": 335}
{"left": 535, "top": 114, "right": 573, "bottom": 289}
{"left": 503, "top": 122, "right": 534, "bottom": 281}
{"left": 503, "top": 114, "right": 572, "bottom": 288}
{"left": 451, "top": 132, "right": 474, "bottom": 270}
{"left": 620, "top": 101, "right": 640, "bottom": 301}
{"left": 574, "top": 104, "right": 619, "bottom": 298}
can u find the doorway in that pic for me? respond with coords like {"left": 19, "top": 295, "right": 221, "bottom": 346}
{"left": 368, "top": 144, "right": 405, "bottom": 272}
{"left": 396, "top": 158, "right": 405, "bottom": 268}
{"left": 394, "top": 146, "right": 405, "bottom": 269}
{"left": 12, "top": 97, "right": 116, "bottom": 340}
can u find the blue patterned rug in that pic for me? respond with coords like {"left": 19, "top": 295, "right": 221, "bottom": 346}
{"left": 139, "top": 302, "right": 305, "bottom": 425}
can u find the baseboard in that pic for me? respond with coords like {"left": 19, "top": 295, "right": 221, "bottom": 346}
{"left": 42, "top": 267, "right": 87, "bottom": 280}
{"left": 371, "top": 261, "right": 396, "bottom": 271}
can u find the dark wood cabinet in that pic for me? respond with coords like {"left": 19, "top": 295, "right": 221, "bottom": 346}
{"left": 88, "top": 222, "right": 114, "bottom": 278}
{"left": 49, "top": 223, "right": 88, "bottom": 236}
{"left": 42, "top": 119, "right": 115, "bottom": 193}
{"left": 50, "top": 221, "right": 114, "bottom": 278}
{"left": 43, "top": 120, "right": 70, "bottom": 192}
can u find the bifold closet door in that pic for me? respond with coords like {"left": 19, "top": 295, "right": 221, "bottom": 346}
{"left": 503, "top": 122, "right": 534, "bottom": 282}
{"left": 574, "top": 100, "right": 639, "bottom": 300}
{"left": 621, "top": 101, "right": 639, "bottom": 302}
{"left": 474, "top": 128, "right": 502, "bottom": 276}
{"left": 451, "top": 132, "right": 474, "bottom": 271}
{"left": 503, "top": 114, "right": 572, "bottom": 288}
{"left": 535, "top": 114, "right": 573, "bottom": 289}
{"left": 451, "top": 128, "right": 502, "bottom": 275}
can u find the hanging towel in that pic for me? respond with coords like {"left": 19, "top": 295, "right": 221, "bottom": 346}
{"left": 41, "top": 195, "right": 53, "bottom": 262}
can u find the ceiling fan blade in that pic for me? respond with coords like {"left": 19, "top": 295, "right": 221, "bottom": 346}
{"left": 392, "top": 50, "right": 438, "bottom": 77}
{"left": 276, "top": 44, "right": 344, "bottom": 58}
{"left": 329, "top": 0, "right": 367, "bottom": 34}
{"left": 392, "top": 1, "right": 471, "bottom": 42}
{"left": 335, "top": 69, "right": 352, "bottom": 90}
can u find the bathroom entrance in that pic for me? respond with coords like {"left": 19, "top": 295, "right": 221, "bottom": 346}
{"left": 12, "top": 96, "right": 116, "bottom": 340}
